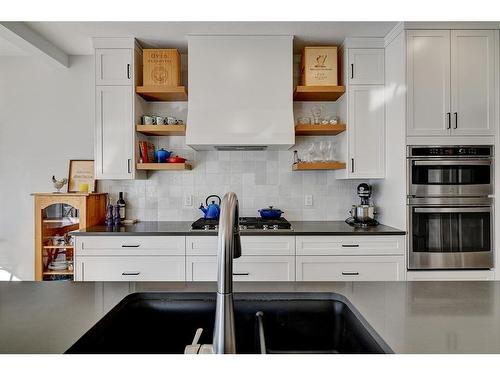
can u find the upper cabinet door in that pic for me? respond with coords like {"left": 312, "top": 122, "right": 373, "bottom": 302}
{"left": 95, "top": 86, "right": 134, "bottom": 180}
{"left": 348, "top": 49, "right": 384, "bottom": 85}
{"left": 95, "top": 49, "right": 133, "bottom": 85}
{"left": 450, "top": 30, "right": 497, "bottom": 136}
{"left": 407, "top": 30, "right": 451, "bottom": 137}
{"left": 348, "top": 85, "right": 385, "bottom": 179}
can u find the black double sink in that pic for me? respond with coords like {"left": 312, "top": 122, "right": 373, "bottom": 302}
{"left": 66, "top": 292, "right": 391, "bottom": 354}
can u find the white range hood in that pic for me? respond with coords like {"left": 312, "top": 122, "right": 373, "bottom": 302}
{"left": 186, "top": 35, "right": 295, "bottom": 150}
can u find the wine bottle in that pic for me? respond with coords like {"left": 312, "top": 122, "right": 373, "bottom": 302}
{"left": 117, "top": 192, "right": 126, "bottom": 220}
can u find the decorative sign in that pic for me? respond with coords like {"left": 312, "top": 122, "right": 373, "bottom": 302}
{"left": 68, "top": 160, "right": 95, "bottom": 193}
{"left": 302, "top": 46, "right": 338, "bottom": 86}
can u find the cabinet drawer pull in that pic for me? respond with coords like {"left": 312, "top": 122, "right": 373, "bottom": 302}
{"left": 122, "top": 244, "right": 140, "bottom": 248}
{"left": 342, "top": 272, "right": 359, "bottom": 276}
{"left": 233, "top": 272, "right": 250, "bottom": 276}
{"left": 122, "top": 272, "right": 140, "bottom": 276}
{"left": 341, "top": 244, "right": 360, "bottom": 248}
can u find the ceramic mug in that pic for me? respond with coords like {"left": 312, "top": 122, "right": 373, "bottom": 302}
{"left": 154, "top": 116, "right": 165, "bottom": 125}
{"left": 142, "top": 115, "right": 154, "bottom": 125}
{"left": 166, "top": 116, "right": 177, "bottom": 125}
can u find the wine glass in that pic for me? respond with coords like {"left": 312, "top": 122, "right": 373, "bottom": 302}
{"left": 311, "top": 105, "right": 323, "bottom": 125}
{"left": 319, "top": 141, "right": 328, "bottom": 161}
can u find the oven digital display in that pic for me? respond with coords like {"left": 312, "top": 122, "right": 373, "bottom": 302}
{"left": 410, "top": 147, "right": 492, "bottom": 157}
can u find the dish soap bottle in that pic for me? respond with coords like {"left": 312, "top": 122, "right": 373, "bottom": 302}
{"left": 117, "top": 192, "right": 126, "bottom": 220}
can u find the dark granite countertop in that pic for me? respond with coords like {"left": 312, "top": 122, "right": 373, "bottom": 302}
{"left": 1, "top": 281, "right": 499, "bottom": 353}
{"left": 71, "top": 221, "right": 405, "bottom": 236}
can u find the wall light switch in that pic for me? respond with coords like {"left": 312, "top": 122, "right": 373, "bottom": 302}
{"left": 184, "top": 194, "right": 193, "bottom": 207}
{"left": 304, "top": 194, "right": 313, "bottom": 206}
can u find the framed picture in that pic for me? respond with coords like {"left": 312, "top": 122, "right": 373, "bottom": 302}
{"left": 68, "top": 160, "right": 96, "bottom": 193}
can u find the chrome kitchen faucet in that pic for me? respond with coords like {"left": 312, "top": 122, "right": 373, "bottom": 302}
{"left": 185, "top": 192, "right": 242, "bottom": 354}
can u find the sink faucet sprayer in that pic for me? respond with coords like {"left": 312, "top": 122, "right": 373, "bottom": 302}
{"left": 185, "top": 192, "right": 241, "bottom": 354}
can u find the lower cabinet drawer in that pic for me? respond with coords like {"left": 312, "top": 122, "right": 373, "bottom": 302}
{"left": 186, "top": 256, "right": 295, "bottom": 282}
{"left": 75, "top": 256, "right": 185, "bottom": 281}
{"left": 296, "top": 256, "right": 405, "bottom": 281}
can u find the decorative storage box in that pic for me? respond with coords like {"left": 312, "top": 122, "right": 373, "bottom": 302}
{"left": 301, "top": 46, "right": 338, "bottom": 86}
{"left": 143, "top": 49, "right": 181, "bottom": 86}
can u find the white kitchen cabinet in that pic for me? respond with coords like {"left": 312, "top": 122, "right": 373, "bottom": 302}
{"left": 407, "top": 30, "right": 451, "bottom": 137}
{"left": 407, "top": 29, "right": 498, "bottom": 137}
{"left": 95, "top": 85, "right": 134, "bottom": 179}
{"left": 186, "top": 235, "right": 295, "bottom": 256}
{"left": 450, "top": 30, "right": 497, "bottom": 136}
{"left": 75, "top": 256, "right": 185, "bottom": 281}
{"left": 185, "top": 235, "right": 296, "bottom": 281}
{"left": 296, "top": 235, "right": 405, "bottom": 281}
{"left": 95, "top": 48, "right": 133, "bottom": 86}
{"left": 296, "top": 255, "right": 405, "bottom": 281}
{"left": 348, "top": 49, "right": 384, "bottom": 85}
{"left": 347, "top": 85, "right": 385, "bottom": 178}
{"left": 296, "top": 235, "right": 405, "bottom": 256}
{"left": 76, "top": 235, "right": 185, "bottom": 256}
{"left": 406, "top": 270, "right": 494, "bottom": 281}
{"left": 93, "top": 39, "right": 144, "bottom": 180}
{"left": 74, "top": 235, "right": 186, "bottom": 281}
{"left": 337, "top": 42, "right": 386, "bottom": 180}
{"left": 186, "top": 255, "right": 296, "bottom": 282}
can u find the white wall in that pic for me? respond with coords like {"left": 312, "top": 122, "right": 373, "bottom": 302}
{"left": 370, "top": 31, "right": 407, "bottom": 230}
{"left": 0, "top": 53, "right": 366, "bottom": 280}
{"left": 0, "top": 55, "right": 93, "bottom": 280}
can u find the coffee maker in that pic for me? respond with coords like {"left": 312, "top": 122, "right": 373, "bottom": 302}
{"left": 345, "top": 183, "right": 378, "bottom": 227}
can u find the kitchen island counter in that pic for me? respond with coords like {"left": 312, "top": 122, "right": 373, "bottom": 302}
{"left": 0, "top": 281, "right": 498, "bottom": 354}
{"left": 71, "top": 220, "right": 405, "bottom": 236}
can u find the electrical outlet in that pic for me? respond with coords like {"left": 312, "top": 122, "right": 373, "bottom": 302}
{"left": 184, "top": 194, "right": 193, "bottom": 207}
{"left": 304, "top": 194, "right": 313, "bottom": 206}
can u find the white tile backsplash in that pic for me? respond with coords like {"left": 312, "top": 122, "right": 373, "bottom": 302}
{"left": 100, "top": 104, "right": 363, "bottom": 221}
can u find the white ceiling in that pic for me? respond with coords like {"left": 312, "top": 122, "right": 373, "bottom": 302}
{"left": 23, "top": 21, "right": 398, "bottom": 55}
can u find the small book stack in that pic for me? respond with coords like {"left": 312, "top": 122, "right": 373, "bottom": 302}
{"left": 138, "top": 141, "right": 156, "bottom": 163}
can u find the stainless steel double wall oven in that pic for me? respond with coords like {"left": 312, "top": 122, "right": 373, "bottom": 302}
{"left": 407, "top": 146, "right": 494, "bottom": 270}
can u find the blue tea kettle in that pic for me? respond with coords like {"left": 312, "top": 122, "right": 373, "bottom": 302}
{"left": 199, "top": 195, "right": 222, "bottom": 219}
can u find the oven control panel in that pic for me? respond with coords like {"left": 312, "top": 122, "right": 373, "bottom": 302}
{"left": 409, "top": 146, "right": 492, "bottom": 157}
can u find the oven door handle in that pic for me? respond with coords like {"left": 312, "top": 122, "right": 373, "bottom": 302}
{"left": 412, "top": 160, "right": 491, "bottom": 166}
{"left": 413, "top": 207, "right": 491, "bottom": 213}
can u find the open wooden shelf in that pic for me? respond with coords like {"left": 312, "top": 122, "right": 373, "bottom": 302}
{"left": 292, "top": 161, "right": 346, "bottom": 171}
{"left": 136, "top": 124, "right": 186, "bottom": 136}
{"left": 42, "top": 223, "right": 80, "bottom": 237}
{"left": 293, "top": 85, "right": 346, "bottom": 101}
{"left": 295, "top": 123, "right": 346, "bottom": 136}
{"left": 136, "top": 162, "right": 192, "bottom": 171}
{"left": 136, "top": 86, "right": 188, "bottom": 101}
{"left": 43, "top": 270, "right": 73, "bottom": 276}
